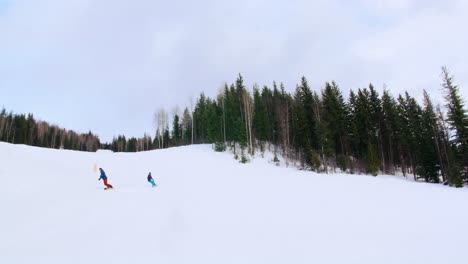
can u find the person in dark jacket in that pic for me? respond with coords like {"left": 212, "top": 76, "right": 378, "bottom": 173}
{"left": 99, "top": 168, "right": 113, "bottom": 189}
{"left": 147, "top": 172, "right": 156, "bottom": 187}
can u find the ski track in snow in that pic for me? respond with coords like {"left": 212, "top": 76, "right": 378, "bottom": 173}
{"left": 0, "top": 142, "right": 467, "bottom": 264}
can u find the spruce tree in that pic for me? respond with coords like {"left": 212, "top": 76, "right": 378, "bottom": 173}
{"left": 403, "top": 92, "right": 424, "bottom": 180}
{"left": 163, "top": 128, "right": 170, "bottom": 148}
{"left": 347, "top": 90, "right": 359, "bottom": 174}
{"left": 266, "top": 83, "right": 278, "bottom": 144}
{"left": 441, "top": 66, "right": 468, "bottom": 183}
{"left": 252, "top": 86, "right": 269, "bottom": 150}
{"left": 206, "top": 99, "right": 222, "bottom": 143}
{"left": 172, "top": 114, "right": 181, "bottom": 146}
{"left": 181, "top": 107, "right": 192, "bottom": 145}
{"left": 313, "top": 91, "right": 330, "bottom": 173}
{"left": 293, "top": 85, "right": 311, "bottom": 168}
{"left": 280, "top": 84, "right": 293, "bottom": 150}
{"left": 194, "top": 93, "right": 208, "bottom": 143}
{"left": 381, "top": 90, "right": 400, "bottom": 174}
{"left": 368, "top": 84, "right": 384, "bottom": 174}
{"left": 418, "top": 90, "right": 441, "bottom": 183}
{"left": 223, "top": 84, "right": 235, "bottom": 144}
{"left": 235, "top": 75, "right": 247, "bottom": 148}
{"left": 322, "top": 81, "right": 348, "bottom": 171}
{"left": 352, "top": 88, "right": 377, "bottom": 173}
{"left": 296, "top": 77, "right": 317, "bottom": 168}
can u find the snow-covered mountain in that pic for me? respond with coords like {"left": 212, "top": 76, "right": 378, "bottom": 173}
{"left": 0, "top": 142, "right": 467, "bottom": 264}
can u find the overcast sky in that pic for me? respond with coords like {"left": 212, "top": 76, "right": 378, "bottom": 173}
{"left": 1, "top": 0, "right": 467, "bottom": 142}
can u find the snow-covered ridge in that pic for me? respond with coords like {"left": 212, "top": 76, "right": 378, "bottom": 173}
{"left": 0, "top": 142, "right": 467, "bottom": 264}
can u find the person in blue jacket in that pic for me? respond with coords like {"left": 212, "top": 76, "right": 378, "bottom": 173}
{"left": 99, "top": 168, "right": 113, "bottom": 189}
{"left": 147, "top": 172, "right": 156, "bottom": 187}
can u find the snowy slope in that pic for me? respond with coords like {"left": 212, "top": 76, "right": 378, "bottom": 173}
{"left": 0, "top": 142, "right": 467, "bottom": 264}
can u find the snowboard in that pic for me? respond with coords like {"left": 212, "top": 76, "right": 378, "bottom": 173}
{"left": 104, "top": 187, "right": 114, "bottom": 190}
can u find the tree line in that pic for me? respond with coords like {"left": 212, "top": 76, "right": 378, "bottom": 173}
{"left": 136, "top": 67, "right": 466, "bottom": 187}
{"left": 2, "top": 67, "right": 466, "bottom": 187}
{"left": 0, "top": 110, "right": 100, "bottom": 151}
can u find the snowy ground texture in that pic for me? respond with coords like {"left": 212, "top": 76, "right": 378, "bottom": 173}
{"left": 1, "top": 142, "right": 467, "bottom": 264}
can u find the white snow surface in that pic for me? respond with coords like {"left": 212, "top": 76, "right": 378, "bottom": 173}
{"left": 1, "top": 142, "right": 467, "bottom": 264}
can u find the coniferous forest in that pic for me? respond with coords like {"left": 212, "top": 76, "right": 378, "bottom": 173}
{"left": 0, "top": 110, "right": 100, "bottom": 152}
{"left": 2, "top": 67, "right": 467, "bottom": 186}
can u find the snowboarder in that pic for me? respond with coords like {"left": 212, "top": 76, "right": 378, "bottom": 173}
{"left": 147, "top": 172, "right": 156, "bottom": 187}
{"left": 98, "top": 168, "right": 113, "bottom": 189}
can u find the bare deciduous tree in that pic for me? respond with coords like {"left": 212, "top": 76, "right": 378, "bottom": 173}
{"left": 154, "top": 108, "right": 168, "bottom": 149}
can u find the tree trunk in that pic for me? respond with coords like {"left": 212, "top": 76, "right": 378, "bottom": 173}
{"left": 432, "top": 125, "right": 445, "bottom": 182}
{"left": 378, "top": 129, "right": 386, "bottom": 174}
{"left": 388, "top": 135, "right": 394, "bottom": 175}
{"left": 399, "top": 145, "right": 406, "bottom": 177}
